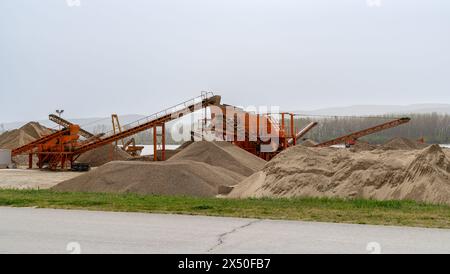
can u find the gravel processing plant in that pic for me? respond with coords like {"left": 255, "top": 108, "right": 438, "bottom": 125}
{"left": 0, "top": 93, "right": 448, "bottom": 206}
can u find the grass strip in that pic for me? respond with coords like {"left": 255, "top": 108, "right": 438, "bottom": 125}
{"left": 1, "top": 189, "right": 450, "bottom": 229}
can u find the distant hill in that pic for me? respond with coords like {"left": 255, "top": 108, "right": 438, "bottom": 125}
{"left": 290, "top": 104, "right": 450, "bottom": 116}
{"left": 2, "top": 104, "right": 449, "bottom": 133}
{"left": 0, "top": 114, "right": 147, "bottom": 133}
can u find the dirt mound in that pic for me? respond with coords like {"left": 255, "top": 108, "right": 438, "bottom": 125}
{"left": 20, "top": 122, "right": 53, "bottom": 140}
{"left": 54, "top": 142, "right": 265, "bottom": 197}
{"left": 350, "top": 141, "right": 377, "bottom": 152}
{"left": 76, "top": 144, "right": 131, "bottom": 167}
{"left": 0, "top": 122, "right": 54, "bottom": 167}
{"left": 299, "top": 139, "right": 318, "bottom": 147}
{"left": 444, "top": 147, "right": 450, "bottom": 159}
{"left": 390, "top": 145, "right": 450, "bottom": 203}
{"left": 0, "top": 122, "right": 53, "bottom": 149}
{"left": 380, "top": 137, "right": 427, "bottom": 150}
{"left": 169, "top": 141, "right": 266, "bottom": 176}
{"left": 229, "top": 144, "right": 450, "bottom": 204}
{"left": 53, "top": 160, "right": 245, "bottom": 197}
{"left": 128, "top": 150, "right": 179, "bottom": 162}
{"left": 175, "top": 141, "right": 193, "bottom": 151}
{"left": 0, "top": 131, "right": 35, "bottom": 150}
{"left": 138, "top": 141, "right": 194, "bottom": 161}
{"left": 54, "top": 141, "right": 265, "bottom": 197}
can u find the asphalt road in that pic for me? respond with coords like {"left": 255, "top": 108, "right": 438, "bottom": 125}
{"left": 1, "top": 207, "right": 450, "bottom": 254}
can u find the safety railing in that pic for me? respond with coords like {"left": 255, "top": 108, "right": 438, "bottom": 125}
{"left": 97, "top": 91, "right": 215, "bottom": 140}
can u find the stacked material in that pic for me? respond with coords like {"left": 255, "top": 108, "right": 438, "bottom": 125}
{"left": 0, "top": 122, "right": 54, "bottom": 167}
{"left": 53, "top": 141, "right": 266, "bottom": 197}
{"left": 349, "top": 141, "right": 377, "bottom": 152}
{"left": 229, "top": 144, "right": 450, "bottom": 205}
{"left": 76, "top": 144, "right": 131, "bottom": 167}
{"left": 169, "top": 141, "right": 264, "bottom": 176}
{"left": 52, "top": 160, "right": 243, "bottom": 197}
{"left": 129, "top": 141, "right": 194, "bottom": 161}
{"left": 299, "top": 139, "right": 318, "bottom": 147}
{"left": 380, "top": 137, "right": 428, "bottom": 150}
{"left": 0, "top": 122, "right": 53, "bottom": 149}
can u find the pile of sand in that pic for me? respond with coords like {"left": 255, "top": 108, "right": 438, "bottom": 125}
{"left": 127, "top": 150, "right": 183, "bottom": 162}
{"left": 380, "top": 137, "right": 428, "bottom": 150}
{"left": 169, "top": 141, "right": 265, "bottom": 176}
{"left": 299, "top": 139, "right": 318, "bottom": 147}
{"left": 53, "top": 141, "right": 266, "bottom": 197}
{"left": 0, "top": 122, "right": 53, "bottom": 149}
{"left": 229, "top": 144, "right": 450, "bottom": 204}
{"left": 130, "top": 141, "right": 194, "bottom": 161}
{"left": 76, "top": 144, "right": 131, "bottom": 167}
{"left": 53, "top": 160, "right": 243, "bottom": 197}
{"left": 175, "top": 141, "right": 194, "bottom": 151}
{"left": 350, "top": 141, "right": 377, "bottom": 152}
{"left": 0, "top": 122, "right": 54, "bottom": 167}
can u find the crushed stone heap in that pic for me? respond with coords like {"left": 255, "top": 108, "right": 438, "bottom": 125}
{"left": 229, "top": 144, "right": 450, "bottom": 205}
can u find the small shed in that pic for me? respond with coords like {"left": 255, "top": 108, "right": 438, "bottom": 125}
{"left": 0, "top": 149, "right": 12, "bottom": 169}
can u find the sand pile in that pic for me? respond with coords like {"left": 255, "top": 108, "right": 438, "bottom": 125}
{"left": 229, "top": 144, "right": 450, "bottom": 204}
{"left": 176, "top": 141, "right": 194, "bottom": 151}
{"left": 299, "top": 139, "right": 318, "bottom": 147}
{"left": 0, "top": 122, "right": 53, "bottom": 149}
{"left": 54, "top": 141, "right": 266, "bottom": 197}
{"left": 350, "top": 141, "right": 377, "bottom": 152}
{"left": 53, "top": 160, "right": 244, "bottom": 197}
{"left": 169, "top": 141, "right": 266, "bottom": 176}
{"left": 128, "top": 150, "right": 182, "bottom": 162}
{"left": 76, "top": 144, "right": 131, "bottom": 167}
{"left": 380, "top": 137, "right": 427, "bottom": 150}
{"left": 130, "top": 141, "right": 194, "bottom": 161}
{"left": 0, "top": 122, "right": 54, "bottom": 167}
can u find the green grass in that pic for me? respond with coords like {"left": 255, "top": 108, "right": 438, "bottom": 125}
{"left": 1, "top": 189, "right": 450, "bottom": 229}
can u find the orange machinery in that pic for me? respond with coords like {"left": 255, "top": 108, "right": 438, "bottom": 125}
{"left": 315, "top": 117, "right": 411, "bottom": 147}
{"left": 210, "top": 105, "right": 316, "bottom": 160}
{"left": 209, "top": 106, "right": 410, "bottom": 158}
{"left": 12, "top": 125, "right": 81, "bottom": 170}
{"left": 12, "top": 93, "right": 222, "bottom": 170}
{"left": 49, "top": 114, "right": 100, "bottom": 140}
{"left": 111, "top": 114, "right": 144, "bottom": 156}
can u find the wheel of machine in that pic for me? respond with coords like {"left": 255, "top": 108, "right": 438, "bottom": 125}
{"left": 71, "top": 162, "right": 91, "bottom": 172}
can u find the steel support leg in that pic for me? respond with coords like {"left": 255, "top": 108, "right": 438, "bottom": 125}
{"left": 153, "top": 125, "right": 157, "bottom": 161}
{"left": 161, "top": 123, "right": 166, "bottom": 161}
{"left": 28, "top": 154, "right": 32, "bottom": 169}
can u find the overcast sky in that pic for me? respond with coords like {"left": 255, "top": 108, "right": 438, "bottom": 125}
{"left": 1, "top": 0, "right": 449, "bottom": 123}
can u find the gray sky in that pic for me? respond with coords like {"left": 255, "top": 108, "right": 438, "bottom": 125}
{"left": 1, "top": 0, "right": 449, "bottom": 123}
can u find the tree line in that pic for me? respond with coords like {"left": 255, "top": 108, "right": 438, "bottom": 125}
{"left": 88, "top": 113, "right": 450, "bottom": 145}
{"left": 293, "top": 113, "right": 450, "bottom": 144}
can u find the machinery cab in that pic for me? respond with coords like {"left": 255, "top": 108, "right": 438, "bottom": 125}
{"left": 345, "top": 139, "right": 357, "bottom": 148}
